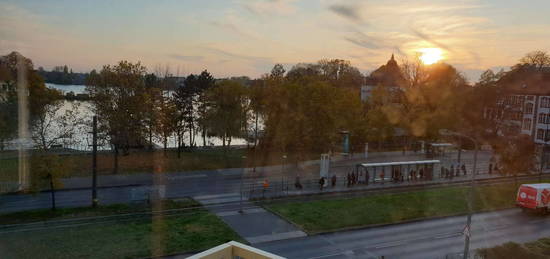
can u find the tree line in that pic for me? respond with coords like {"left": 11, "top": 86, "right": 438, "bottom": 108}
{"left": 2, "top": 50, "right": 550, "bottom": 185}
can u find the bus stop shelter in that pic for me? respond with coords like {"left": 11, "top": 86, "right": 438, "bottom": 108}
{"left": 356, "top": 160, "right": 440, "bottom": 183}
{"left": 427, "top": 143, "right": 454, "bottom": 157}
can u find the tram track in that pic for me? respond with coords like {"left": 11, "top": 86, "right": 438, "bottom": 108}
{"left": 1, "top": 173, "right": 548, "bottom": 234}
{"left": 0, "top": 201, "right": 258, "bottom": 234}
{"left": 253, "top": 173, "right": 550, "bottom": 205}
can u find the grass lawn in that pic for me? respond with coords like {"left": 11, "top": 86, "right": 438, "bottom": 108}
{"left": 0, "top": 148, "right": 323, "bottom": 182}
{"left": 0, "top": 199, "right": 199, "bottom": 225}
{"left": 0, "top": 211, "right": 242, "bottom": 259}
{"left": 267, "top": 183, "right": 522, "bottom": 233}
{"left": 477, "top": 238, "right": 550, "bottom": 259}
{"left": 0, "top": 148, "right": 247, "bottom": 182}
{"left": 0, "top": 199, "right": 243, "bottom": 259}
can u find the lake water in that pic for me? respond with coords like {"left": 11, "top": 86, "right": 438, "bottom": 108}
{"left": 46, "top": 83, "right": 87, "bottom": 94}
{"left": 8, "top": 83, "right": 246, "bottom": 151}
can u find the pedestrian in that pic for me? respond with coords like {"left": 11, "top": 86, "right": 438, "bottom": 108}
{"left": 319, "top": 177, "right": 325, "bottom": 190}
{"left": 455, "top": 163, "right": 460, "bottom": 177}
{"left": 450, "top": 165, "right": 455, "bottom": 176}
{"left": 494, "top": 162, "right": 499, "bottom": 175}
{"left": 419, "top": 168, "right": 424, "bottom": 180}
{"left": 365, "top": 170, "right": 370, "bottom": 185}
{"left": 461, "top": 163, "right": 466, "bottom": 176}
{"left": 295, "top": 176, "right": 302, "bottom": 190}
{"left": 262, "top": 179, "right": 269, "bottom": 198}
{"left": 489, "top": 163, "right": 493, "bottom": 175}
{"left": 331, "top": 174, "right": 337, "bottom": 187}
{"left": 380, "top": 171, "right": 385, "bottom": 185}
{"left": 347, "top": 172, "right": 351, "bottom": 187}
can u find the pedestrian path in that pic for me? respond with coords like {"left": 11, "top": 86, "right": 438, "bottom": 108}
{"left": 193, "top": 193, "right": 307, "bottom": 244}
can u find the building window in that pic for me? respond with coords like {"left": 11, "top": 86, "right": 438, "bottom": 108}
{"left": 525, "top": 103, "right": 534, "bottom": 114}
{"left": 523, "top": 118, "right": 532, "bottom": 130}
{"left": 538, "top": 129, "right": 544, "bottom": 140}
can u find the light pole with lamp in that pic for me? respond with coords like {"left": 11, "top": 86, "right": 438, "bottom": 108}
{"left": 282, "top": 154, "right": 287, "bottom": 194}
{"left": 238, "top": 155, "right": 247, "bottom": 214}
{"left": 440, "top": 129, "right": 478, "bottom": 259}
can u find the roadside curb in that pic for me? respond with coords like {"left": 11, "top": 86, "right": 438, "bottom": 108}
{"left": 1, "top": 183, "right": 144, "bottom": 195}
{"left": 250, "top": 173, "right": 550, "bottom": 203}
{"left": 305, "top": 207, "right": 517, "bottom": 236}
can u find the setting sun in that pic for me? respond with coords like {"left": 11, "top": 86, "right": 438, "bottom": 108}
{"left": 419, "top": 48, "right": 443, "bottom": 65}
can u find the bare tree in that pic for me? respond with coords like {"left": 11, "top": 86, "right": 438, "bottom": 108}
{"left": 400, "top": 55, "right": 428, "bottom": 88}
{"left": 519, "top": 50, "right": 550, "bottom": 70}
{"left": 31, "top": 101, "right": 82, "bottom": 150}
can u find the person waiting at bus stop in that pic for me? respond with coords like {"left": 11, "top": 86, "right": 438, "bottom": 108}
{"left": 262, "top": 179, "right": 269, "bottom": 198}
{"left": 295, "top": 175, "right": 302, "bottom": 190}
{"left": 365, "top": 170, "right": 370, "bottom": 185}
{"left": 319, "top": 177, "right": 325, "bottom": 190}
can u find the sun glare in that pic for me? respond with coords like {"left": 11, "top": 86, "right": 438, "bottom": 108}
{"left": 419, "top": 48, "right": 443, "bottom": 65}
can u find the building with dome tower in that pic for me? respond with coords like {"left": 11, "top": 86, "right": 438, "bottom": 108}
{"left": 361, "top": 54, "right": 407, "bottom": 103}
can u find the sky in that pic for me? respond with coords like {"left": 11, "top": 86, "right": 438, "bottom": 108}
{"left": 1, "top": 0, "right": 549, "bottom": 82}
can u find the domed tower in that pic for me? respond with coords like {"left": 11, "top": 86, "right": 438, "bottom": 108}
{"left": 361, "top": 54, "right": 406, "bottom": 102}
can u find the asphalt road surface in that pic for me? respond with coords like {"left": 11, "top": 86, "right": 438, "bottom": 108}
{"left": 0, "top": 151, "right": 495, "bottom": 213}
{"left": 254, "top": 208, "right": 550, "bottom": 259}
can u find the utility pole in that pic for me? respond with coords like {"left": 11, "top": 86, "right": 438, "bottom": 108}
{"left": 239, "top": 155, "right": 247, "bottom": 213}
{"left": 440, "top": 129, "right": 477, "bottom": 259}
{"left": 92, "top": 116, "right": 98, "bottom": 208}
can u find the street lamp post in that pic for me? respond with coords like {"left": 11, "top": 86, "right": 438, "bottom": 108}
{"left": 440, "top": 129, "right": 478, "bottom": 259}
{"left": 282, "top": 155, "right": 287, "bottom": 194}
{"left": 239, "top": 155, "right": 247, "bottom": 214}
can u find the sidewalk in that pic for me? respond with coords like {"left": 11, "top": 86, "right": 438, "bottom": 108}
{"left": 1, "top": 150, "right": 494, "bottom": 193}
{"left": 193, "top": 193, "right": 306, "bottom": 244}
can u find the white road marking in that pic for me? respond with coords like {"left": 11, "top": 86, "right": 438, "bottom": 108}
{"left": 216, "top": 208, "right": 266, "bottom": 217}
{"left": 373, "top": 240, "right": 407, "bottom": 249}
{"left": 433, "top": 232, "right": 461, "bottom": 239}
{"left": 193, "top": 193, "right": 240, "bottom": 200}
{"left": 246, "top": 230, "right": 307, "bottom": 244}
{"left": 166, "top": 174, "right": 207, "bottom": 180}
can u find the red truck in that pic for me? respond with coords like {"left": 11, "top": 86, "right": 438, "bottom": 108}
{"left": 516, "top": 183, "right": 550, "bottom": 214}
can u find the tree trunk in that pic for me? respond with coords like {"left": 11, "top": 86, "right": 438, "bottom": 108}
{"left": 163, "top": 136, "right": 167, "bottom": 157}
{"left": 177, "top": 130, "right": 182, "bottom": 158}
{"left": 202, "top": 129, "right": 206, "bottom": 147}
{"left": 149, "top": 126, "right": 153, "bottom": 151}
{"left": 254, "top": 112, "right": 259, "bottom": 148}
{"left": 113, "top": 146, "right": 119, "bottom": 174}
{"left": 49, "top": 174, "right": 56, "bottom": 211}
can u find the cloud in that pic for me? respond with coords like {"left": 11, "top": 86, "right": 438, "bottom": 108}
{"left": 209, "top": 20, "right": 259, "bottom": 40}
{"left": 345, "top": 37, "right": 381, "bottom": 50}
{"left": 242, "top": 0, "right": 297, "bottom": 16}
{"left": 409, "top": 28, "right": 452, "bottom": 51}
{"left": 328, "top": 4, "right": 363, "bottom": 23}
{"left": 206, "top": 47, "right": 271, "bottom": 63}
{"left": 168, "top": 54, "right": 203, "bottom": 62}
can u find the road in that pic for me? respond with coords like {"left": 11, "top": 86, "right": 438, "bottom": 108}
{"left": 0, "top": 150, "right": 497, "bottom": 213}
{"left": 253, "top": 208, "right": 550, "bottom": 259}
